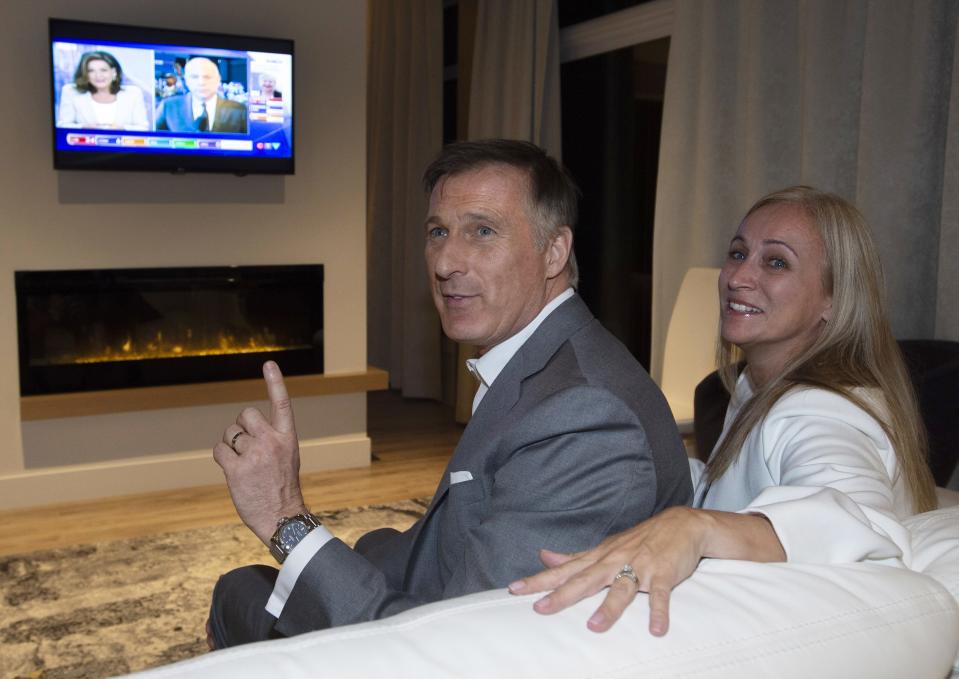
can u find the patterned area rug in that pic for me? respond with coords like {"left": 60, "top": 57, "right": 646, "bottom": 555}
{"left": 0, "top": 498, "right": 429, "bottom": 679}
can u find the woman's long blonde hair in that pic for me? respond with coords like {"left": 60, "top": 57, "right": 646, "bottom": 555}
{"left": 706, "top": 186, "right": 937, "bottom": 513}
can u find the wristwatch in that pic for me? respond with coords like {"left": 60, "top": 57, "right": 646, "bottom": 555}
{"left": 269, "top": 513, "right": 323, "bottom": 564}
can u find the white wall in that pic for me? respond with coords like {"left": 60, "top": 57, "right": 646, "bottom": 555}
{"left": 0, "top": 1, "right": 368, "bottom": 507}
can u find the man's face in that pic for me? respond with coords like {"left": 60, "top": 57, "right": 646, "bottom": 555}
{"left": 424, "top": 164, "right": 568, "bottom": 353}
{"left": 184, "top": 58, "right": 221, "bottom": 101}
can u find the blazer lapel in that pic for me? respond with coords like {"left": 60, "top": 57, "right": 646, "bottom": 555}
{"left": 402, "top": 294, "right": 595, "bottom": 589}
{"left": 426, "top": 294, "right": 595, "bottom": 510}
{"left": 76, "top": 93, "right": 95, "bottom": 125}
{"left": 181, "top": 95, "right": 194, "bottom": 129}
{"left": 212, "top": 97, "right": 225, "bottom": 130}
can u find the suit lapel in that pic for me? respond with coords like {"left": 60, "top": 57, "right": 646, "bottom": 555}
{"left": 402, "top": 294, "right": 595, "bottom": 589}
{"left": 77, "top": 94, "right": 95, "bottom": 124}
{"left": 423, "top": 294, "right": 595, "bottom": 514}
{"left": 212, "top": 97, "right": 225, "bottom": 130}
{"left": 181, "top": 95, "right": 194, "bottom": 129}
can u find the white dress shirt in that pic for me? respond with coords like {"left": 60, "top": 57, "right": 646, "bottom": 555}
{"left": 192, "top": 95, "right": 218, "bottom": 130}
{"left": 265, "top": 287, "right": 576, "bottom": 618}
{"left": 465, "top": 287, "right": 575, "bottom": 414}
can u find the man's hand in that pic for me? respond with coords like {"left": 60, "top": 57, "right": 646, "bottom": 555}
{"left": 213, "top": 361, "right": 308, "bottom": 545}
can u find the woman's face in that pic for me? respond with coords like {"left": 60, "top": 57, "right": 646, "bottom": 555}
{"left": 86, "top": 59, "right": 116, "bottom": 92}
{"left": 719, "top": 203, "right": 833, "bottom": 375}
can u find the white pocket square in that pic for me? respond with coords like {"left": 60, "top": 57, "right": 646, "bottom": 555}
{"left": 450, "top": 470, "right": 474, "bottom": 485}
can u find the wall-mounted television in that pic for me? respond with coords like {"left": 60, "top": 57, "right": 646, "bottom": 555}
{"left": 49, "top": 18, "right": 294, "bottom": 175}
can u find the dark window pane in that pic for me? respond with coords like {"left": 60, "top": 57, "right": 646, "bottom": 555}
{"left": 561, "top": 38, "right": 669, "bottom": 369}
{"left": 443, "top": 3, "right": 459, "bottom": 67}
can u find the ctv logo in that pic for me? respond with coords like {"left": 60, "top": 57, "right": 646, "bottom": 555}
{"left": 255, "top": 142, "right": 282, "bottom": 151}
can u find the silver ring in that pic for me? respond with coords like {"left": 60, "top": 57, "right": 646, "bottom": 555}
{"left": 614, "top": 564, "right": 638, "bottom": 586}
{"left": 230, "top": 431, "right": 245, "bottom": 450}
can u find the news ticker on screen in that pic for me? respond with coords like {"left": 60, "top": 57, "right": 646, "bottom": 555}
{"left": 64, "top": 134, "right": 285, "bottom": 152}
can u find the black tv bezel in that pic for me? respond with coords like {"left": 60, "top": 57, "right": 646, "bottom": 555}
{"left": 49, "top": 18, "right": 295, "bottom": 175}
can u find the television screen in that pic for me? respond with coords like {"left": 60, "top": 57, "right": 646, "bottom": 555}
{"left": 49, "top": 18, "right": 294, "bottom": 174}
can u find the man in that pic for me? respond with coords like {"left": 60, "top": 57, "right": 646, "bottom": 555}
{"left": 155, "top": 57, "right": 247, "bottom": 133}
{"left": 207, "top": 140, "right": 691, "bottom": 647}
{"left": 158, "top": 73, "right": 184, "bottom": 98}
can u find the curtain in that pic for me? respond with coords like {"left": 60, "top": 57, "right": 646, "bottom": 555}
{"left": 468, "top": 0, "right": 563, "bottom": 155}
{"left": 649, "top": 0, "right": 959, "bottom": 382}
{"left": 367, "top": 0, "right": 444, "bottom": 398}
{"left": 450, "top": 0, "right": 563, "bottom": 421}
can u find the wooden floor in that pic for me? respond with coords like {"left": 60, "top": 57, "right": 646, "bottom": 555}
{"left": 0, "top": 391, "right": 462, "bottom": 558}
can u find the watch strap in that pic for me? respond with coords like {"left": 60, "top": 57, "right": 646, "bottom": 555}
{"left": 269, "top": 512, "right": 323, "bottom": 564}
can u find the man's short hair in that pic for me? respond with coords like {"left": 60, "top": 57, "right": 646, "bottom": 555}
{"left": 423, "top": 139, "right": 580, "bottom": 287}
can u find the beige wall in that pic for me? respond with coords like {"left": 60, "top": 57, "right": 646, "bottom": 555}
{"left": 0, "top": 1, "right": 368, "bottom": 507}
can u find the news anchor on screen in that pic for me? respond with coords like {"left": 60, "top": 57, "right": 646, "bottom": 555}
{"left": 57, "top": 50, "right": 149, "bottom": 130}
{"left": 156, "top": 57, "right": 247, "bottom": 133}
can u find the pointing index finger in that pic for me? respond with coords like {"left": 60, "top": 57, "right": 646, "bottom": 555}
{"left": 263, "top": 361, "right": 295, "bottom": 434}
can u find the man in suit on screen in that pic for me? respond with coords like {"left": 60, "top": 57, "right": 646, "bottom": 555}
{"left": 155, "top": 57, "right": 247, "bottom": 134}
{"left": 206, "top": 139, "right": 691, "bottom": 647}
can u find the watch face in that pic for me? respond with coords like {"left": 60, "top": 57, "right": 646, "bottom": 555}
{"left": 279, "top": 520, "right": 311, "bottom": 551}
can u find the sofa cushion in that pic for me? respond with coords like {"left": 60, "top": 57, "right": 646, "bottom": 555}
{"left": 906, "top": 503, "right": 959, "bottom": 675}
{"left": 129, "top": 558, "right": 958, "bottom": 679}
{"left": 898, "top": 340, "right": 959, "bottom": 487}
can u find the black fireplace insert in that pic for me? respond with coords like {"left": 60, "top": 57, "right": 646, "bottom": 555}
{"left": 16, "top": 265, "right": 323, "bottom": 396}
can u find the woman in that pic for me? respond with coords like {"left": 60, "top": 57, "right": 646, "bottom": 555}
{"left": 259, "top": 75, "right": 281, "bottom": 100}
{"left": 57, "top": 51, "right": 149, "bottom": 130}
{"left": 509, "top": 186, "right": 937, "bottom": 635}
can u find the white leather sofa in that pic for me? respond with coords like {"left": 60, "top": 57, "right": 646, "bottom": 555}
{"left": 131, "top": 491, "right": 959, "bottom": 679}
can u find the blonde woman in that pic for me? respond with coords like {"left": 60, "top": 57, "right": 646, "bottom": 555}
{"left": 510, "top": 186, "right": 937, "bottom": 635}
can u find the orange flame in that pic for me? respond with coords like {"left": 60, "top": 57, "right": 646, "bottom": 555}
{"left": 70, "top": 329, "right": 299, "bottom": 364}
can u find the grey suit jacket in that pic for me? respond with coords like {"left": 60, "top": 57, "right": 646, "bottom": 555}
{"left": 276, "top": 294, "right": 691, "bottom": 635}
{"left": 155, "top": 94, "right": 248, "bottom": 133}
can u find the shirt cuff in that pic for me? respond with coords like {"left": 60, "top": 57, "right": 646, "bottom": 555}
{"left": 265, "top": 524, "right": 335, "bottom": 618}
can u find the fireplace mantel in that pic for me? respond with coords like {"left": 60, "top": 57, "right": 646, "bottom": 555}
{"left": 20, "top": 366, "right": 388, "bottom": 421}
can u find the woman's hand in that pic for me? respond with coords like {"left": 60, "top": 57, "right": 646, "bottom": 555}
{"left": 509, "top": 506, "right": 708, "bottom": 634}
{"left": 509, "top": 507, "right": 784, "bottom": 635}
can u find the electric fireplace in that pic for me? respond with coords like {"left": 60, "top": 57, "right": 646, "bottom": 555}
{"left": 16, "top": 265, "right": 323, "bottom": 396}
